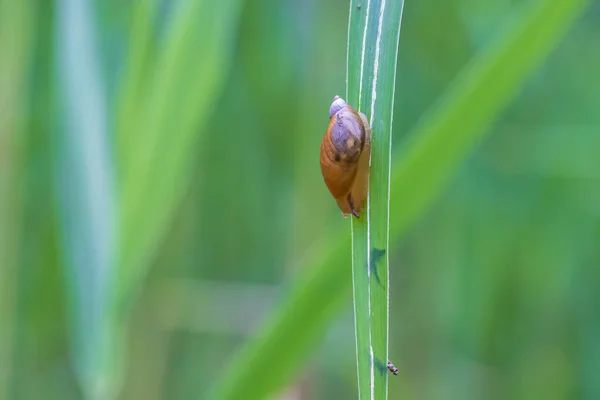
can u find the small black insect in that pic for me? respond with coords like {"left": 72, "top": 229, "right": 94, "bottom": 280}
{"left": 387, "top": 360, "right": 399, "bottom": 375}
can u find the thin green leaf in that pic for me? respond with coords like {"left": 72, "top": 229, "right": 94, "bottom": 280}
{"left": 54, "top": 0, "right": 117, "bottom": 397}
{"left": 347, "top": 0, "right": 405, "bottom": 398}
{"left": 115, "top": 0, "right": 157, "bottom": 160}
{"left": 389, "top": 0, "right": 590, "bottom": 237}
{"left": 0, "top": 1, "right": 34, "bottom": 397}
{"left": 116, "top": 0, "right": 243, "bottom": 309}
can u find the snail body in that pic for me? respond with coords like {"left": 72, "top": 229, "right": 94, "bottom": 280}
{"left": 320, "top": 96, "right": 371, "bottom": 218}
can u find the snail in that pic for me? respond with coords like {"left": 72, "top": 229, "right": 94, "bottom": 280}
{"left": 320, "top": 95, "right": 371, "bottom": 218}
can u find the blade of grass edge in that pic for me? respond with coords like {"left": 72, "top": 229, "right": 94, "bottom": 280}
{"left": 208, "top": 0, "right": 589, "bottom": 398}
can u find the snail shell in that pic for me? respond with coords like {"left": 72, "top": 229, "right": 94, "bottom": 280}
{"left": 320, "top": 95, "right": 371, "bottom": 218}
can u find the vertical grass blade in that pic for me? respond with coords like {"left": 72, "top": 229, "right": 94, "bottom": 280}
{"left": 347, "top": 0, "right": 404, "bottom": 398}
{"left": 116, "top": 0, "right": 243, "bottom": 310}
{"left": 208, "top": 0, "right": 589, "bottom": 398}
{"left": 115, "top": 0, "right": 156, "bottom": 159}
{"left": 0, "top": 2, "right": 34, "bottom": 398}
{"left": 55, "top": 0, "right": 117, "bottom": 397}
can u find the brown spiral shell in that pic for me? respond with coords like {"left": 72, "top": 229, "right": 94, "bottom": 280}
{"left": 319, "top": 96, "right": 371, "bottom": 218}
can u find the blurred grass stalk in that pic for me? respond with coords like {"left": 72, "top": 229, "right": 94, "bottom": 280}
{"left": 346, "top": 0, "right": 405, "bottom": 398}
{"left": 53, "top": 0, "right": 243, "bottom": 398}
{"left": 0, "top": 2, "right": 33, "bottom": 399}
{"left": 55, "top": 0, "right": 117, "bottom": 398}
{"left": 208, "top": 0, "right": 590, "bottom": 398}
{"left": 115, "top": 0, "right": 242, "bottom": 312}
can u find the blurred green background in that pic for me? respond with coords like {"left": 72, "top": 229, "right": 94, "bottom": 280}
{"left": 1, "top": 0, "right": 599, "bottom": 399}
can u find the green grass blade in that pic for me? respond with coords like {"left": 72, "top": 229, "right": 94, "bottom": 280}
{"left": 0, "top": 2, "right": 34, "bottom": 397}
{"left": 347, "top": 0, "right": 405, "bottom": 398}
{"left": 209, "top": 0, "right": 589, "bottom": 398}
{"left": 389, "top": 0, "right": 590, "bottom": 238}
{"left": 54, "top": 0, "right": 117, "bottom": 397}
{"left": 115, "top": 0, "right": 156, "bottom": 161}
{"left": 116, "top": 0, "right": 243, "bottom": 308}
